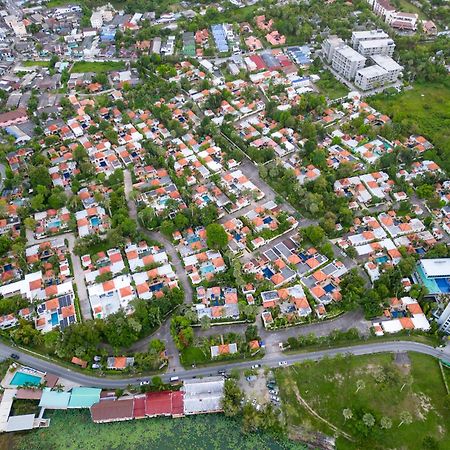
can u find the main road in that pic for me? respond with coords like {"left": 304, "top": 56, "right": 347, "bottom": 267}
{"left": 1, "top": 341, "right": 448, "bottom": 389}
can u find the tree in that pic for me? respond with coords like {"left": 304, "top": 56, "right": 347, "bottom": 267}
{"left": 206, "top": 223, "right": 228, "bottom": 250}
{"left": 362, "top": 413, "right": 375, "bottom": 428}
{"left": 151, "top": 376, "right": 164, "bottom": 390}
{"left": 200, "top": 315, "right": 211, "bottom": 330}
{"left": 398, "top": 411, "right": 412, "bottom": 427}
{"left": 302, "top": 225, "right": 325, "bottom": 245}
{"left": 343, "top": 408, "right": 353, "bottom": 422}
{"left": 222, "top": 379, "right": 242, "bottom": 417}
{"left": 380, "top": 416, "right": 392, "bottom": 429}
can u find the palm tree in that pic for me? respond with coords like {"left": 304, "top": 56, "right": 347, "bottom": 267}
{"left": 380, "top": 416, "right": 392, "bottom": 429}
{"left": 342, "top": 408, "right": 353, "bottom": 422}
{"left": 398, "top": 411, "right": 412, "bottom": 427}
{"left": 355, "top": 379, "right": 365, "bottom": 393}
{"left": 362, "top": 413, "right": 375, "bottom": 428}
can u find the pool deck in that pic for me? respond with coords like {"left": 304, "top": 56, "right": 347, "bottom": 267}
{"left": 1, "top": 363, "right": 46, "bottom": 389}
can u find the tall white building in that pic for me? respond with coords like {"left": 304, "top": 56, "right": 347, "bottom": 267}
{"left": 371, "top": 54, "right": 403, "bottom": 83}
{"left": 355, "top": 65, "right": 388, "bottom": 90}
{"left": 321, "top": 35, "right": 345, "bottom": 63}
{"left": 357, "top": 38, "right": 395, "bottom": 57}
{"left": 331, "top": 45, "right": 366, "bottom": 80}
{"left": 351, "top": 29, "right": 390, "bottom": 49}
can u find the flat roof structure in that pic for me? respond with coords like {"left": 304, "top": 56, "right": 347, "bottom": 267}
{"left": 336, "top": 46, "right": 366, "bottom": 62}
{"left": 39, "top": 388, "right": 70, "bottom": 409}
{"left": 183, "top": 377, "right": 224, "bottom": 415}
{"left": 357, "top": 65, "right": 388, "bottom": 77}
{"left": 419, "top": 259, "right": 450, "bottom": 278}
{"left": 5, "top": 414, "right": 35, "bottom": 432}
{"left": 68, "top": 387, "right": 101, "bottom": 408}
{"left": 371, "top": 54, "right": 403, "bottom": 71}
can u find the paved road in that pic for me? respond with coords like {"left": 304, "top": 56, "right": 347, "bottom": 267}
{"left": 1, "top": 341, "right": 448, "bottom": 389}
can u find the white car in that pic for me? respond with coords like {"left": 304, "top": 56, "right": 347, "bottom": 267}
{"left": 139, "top": 380, "right": 150, "bottom": 386}
{"left": 278, "top": 361, "right": 288, "bottom": 367}
{"left": 251, "top": 364, "right": 261, "bottom": 369}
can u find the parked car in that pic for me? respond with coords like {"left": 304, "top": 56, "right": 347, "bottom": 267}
{"left": 278, "top": 361, "right": 288, "bottom": 367}
{"left": 10, "top": 354, "right": 19, "bottom": 360}
{"left": 251, "top": 364, "right": 261, "bottom": 369}
{"left": 93, "top": 356, "right": 101, "bottom": 362}
{"left": 271, "top": 395, "right": 280, "bottom": 402}
{"left": 140, "top": 380, "right": 150, "bottom": 386}
{"left": 91, "top": 364, "right": 101, "bottom": 369}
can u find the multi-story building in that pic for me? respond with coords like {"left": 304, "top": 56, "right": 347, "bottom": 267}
{"left": 355, "top": 65, "right": 388, "bottom": 90}
{"left": 437, "top": 302, "right": 450, "bottom": 334}
{"left": 351, "top": 29, "right": 390, "bottom": 49}
{"left": 371, "top": 54, "right": 403, "bottom": 83}
{"left": 331, "top": 45, "right": 366, "bottom": 80}
{"left": 357, "top": 38, "right": 395, "bottom": 57}
{"left": 321, "top": 35, "right": 345, "bottom": 63}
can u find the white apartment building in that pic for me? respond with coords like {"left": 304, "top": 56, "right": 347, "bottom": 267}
{"left": 351, "top": 29, "right": 390, "bottom": 49}
{"left": 357, "top": 38, "right": 395, "bottom": 57}
{"left": 371, "top": 54, "right": 403, "bottom": 83}
{"left": 373, "top": 0, "right": 396, "bottom": 20}
{"left": 388, "top": 11, "right": 418, "bottom": 31}
{"left": 321, "top": 35, "right": 345, "bottom": 63}
{"left": 331, "top": 45, "right": 366, "bottom": 80}
{"left": 355, "top": 65, "right": 388, "bottom": 90}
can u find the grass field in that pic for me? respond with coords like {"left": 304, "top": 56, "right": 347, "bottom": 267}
{"left": 316, "top": 70, "right": 349, "bottom": 100}
{"left": 71, "top": 61, "right": 125, "bottom": 73}
{"left": 21, "top": 61, "right": 49, "bottom": 68}
{"left": 7, "top": 410, "right": 303, "bottom": 450}
{"left": 180, "top": 346, "right": 209, "bottom": 366}
{"left": 370, "top": 82, "right": 450, "bottom": 171}
{"left": 276, "top": 353, "right": 450, "bottom": 450}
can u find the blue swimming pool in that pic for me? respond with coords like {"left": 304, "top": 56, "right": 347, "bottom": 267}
{"left": 201, "top": 264, "right": 215, "bottom": 275}
{"left": 10, "top": 372, "right": 42, "bottom": 386}
{"left": 262, "top": 267, "right": 275, "bottom": 279}
{"left": 47, "top": 220, "right": 61, "bottom": 229}
{"left": 376, "top": 255, "right": 388, "bottom": 264}
{"left": 90, "top": 217, "right": 101, "bottom": 227}
{"left": 436, "top": 278, "right": 450, "bottom": 294}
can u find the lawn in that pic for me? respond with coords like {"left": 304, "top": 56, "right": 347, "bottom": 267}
{"left": 180, "top": 346, "right": 210, "bottom": 366}
{"left": 316, "top": 70, "right": 349, "bottom": 100}
{"left": 71, "top": 61, "right": 125, "bottom": 73}
{"left": 369, "top": 82, "right": 450, "bottom": 171}
{"left": 7, "top": 410, "right": 303, "bottom": 450}
{"left": 21, "top": 61, "right": 49, "bottom": 68}
{"left": 276, "top": 353, "right": 450, "bottom": 450}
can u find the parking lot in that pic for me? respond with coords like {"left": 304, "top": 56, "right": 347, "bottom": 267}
{"left": 238, "top": 367, "right": 280, "bottom": 410}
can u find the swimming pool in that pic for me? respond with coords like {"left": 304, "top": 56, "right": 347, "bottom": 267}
{"left": 90, "top": 217, "right": 101, "bottom": 227}
{"left": 10, "top": 371, "right": 42, "bottom": 387}
{"left": 376, "top": 255, "right": 388, "bottom": 264}
{"left": 201, "top": 264, "right": 215, "bottom": 275}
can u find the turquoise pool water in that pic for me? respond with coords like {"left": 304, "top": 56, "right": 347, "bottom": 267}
{"left": 51, "top": 312, "right": 59, "bottom": 326}
{"left": 10, "top": 371, "right": 42, "bottom": 386}
{"left": 90, "top": 216, "right": 101, "bottom": 227}
{"left": 376, "top": 255, "right": 388, "bottom": 264}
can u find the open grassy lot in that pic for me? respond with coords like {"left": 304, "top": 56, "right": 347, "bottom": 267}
{"left": 180, "top": 346, "right": 210, "bottom": 366}
{"left": 71, "top": 61, "right": 125, "bottom": 73}
{"left": 7, "top": 410, "right": 303, "bottom": 450}
{"left": 21, "top": 61, "right": 49, "bottom": 68}
{"left": 316, "top": 70, "right": 349, "bottom": 100}
{"left": 276, "top": 353, "right": 450, "bottom": 450}
{"left": 370, "top": 82, "right": 450, "bottom": 171}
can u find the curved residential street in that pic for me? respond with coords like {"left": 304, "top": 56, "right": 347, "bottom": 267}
{"left": 1, "top": 340, "right": 449, "bottom": 389}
